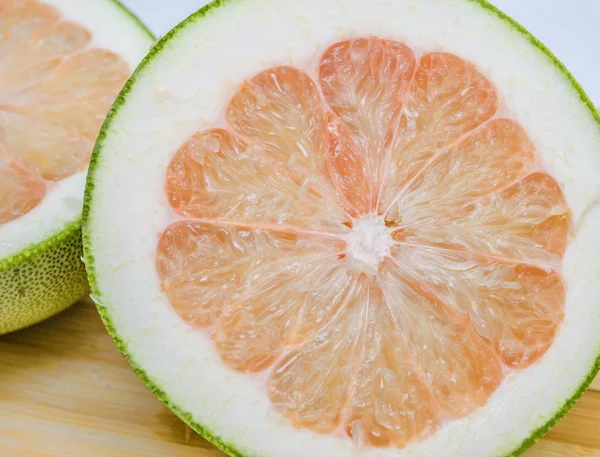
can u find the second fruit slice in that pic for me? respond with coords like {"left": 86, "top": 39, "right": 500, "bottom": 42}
{"left": 0, "top": 0, "right": 153, "bottom": 334}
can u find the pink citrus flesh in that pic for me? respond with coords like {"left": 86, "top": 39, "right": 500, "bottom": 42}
{"left": 157, "top": 37, "right": 569, "bottom": 448}
{"left": 0, "top": 0, "right": 129, "bottom": 224}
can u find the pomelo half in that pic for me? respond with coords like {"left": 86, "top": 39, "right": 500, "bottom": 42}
{"left": 82, "top": 1, "right": 600, "bottom": 456}
{"left": 0, "top": 0, "right": 153, "bottom": 334}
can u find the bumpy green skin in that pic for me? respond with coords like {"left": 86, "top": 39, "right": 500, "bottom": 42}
{"left": 0, "top": 0, "right": 154, "bottom": 335}
{"left": 82, "top": 0, "right": 600, "bottom": 456}
{"left": 0, "top": 221, "right": 88, "bottom": 335}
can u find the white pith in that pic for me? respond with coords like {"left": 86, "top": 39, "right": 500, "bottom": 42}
{"left": 85, "top": 1, "right": 600, "bottom": 457}
{"left": 0, "top": 0, "right": 153, "bottom": 260}
{"left": 345, "top": 216, "right": 394, "bottom": 274}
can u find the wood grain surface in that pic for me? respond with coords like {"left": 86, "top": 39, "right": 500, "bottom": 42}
{"left": 1, "top": 299, "right": 599, "bottom": 457}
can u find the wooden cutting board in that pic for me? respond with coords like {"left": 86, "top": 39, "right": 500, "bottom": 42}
{"left": 1, "top": 299, "right": 599, "bottom": 457}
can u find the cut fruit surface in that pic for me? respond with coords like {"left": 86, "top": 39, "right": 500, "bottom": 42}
{"left": 83, "top": 1, "right": 600, "bottom": 457}
{"left": 0, "top": 0, "right": 131, "bottom": 213}
{"left": 0, "top": 0, "right": 153, "bottom": 334}
{"left": 155, "top": 36, "right": 568, "bottom": 448}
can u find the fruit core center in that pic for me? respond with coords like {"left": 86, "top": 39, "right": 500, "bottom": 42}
{"left": 345, "top": 216, "right": 393, "bottom": 273}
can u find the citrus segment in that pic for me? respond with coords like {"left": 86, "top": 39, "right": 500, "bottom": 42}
{"left": 0, "top": 0, "right": 60, "bottom": 53}
{"left": 382, "top": 52, "right": 498, "bottom": 214}
{"left": 166, "top": 128, "right": 347, "bottom": 230}
{"left": 0, "top": 151, "right": 45, "bottom": 224}
{"left": 226, "top": 66, "right": 328, "bottom": 180}
{"left": 380, "top": 267, "right": 503, "bottom": 417}
{"left": 0, "top": 18, "right": 90, "bottom": 97}
{"left": 400, "top": 172, "right": 569, "bottom": 267}
{"left": 20, "top": 49, "right": 130, "bottom": 140}
{"left": 0, "top": 110, "right": 94, "bottom": 180}
{"left": 319, "top": 38, "right": 416, "bottom": 209}
{"left": 152, "top": 35, "right": 571, "bottom": 451}
{"left": 324, "top": 114, "right": 372, "bottom": 215}
{"left": 267, "top": 278, "right": 369, "bottom": 434}
{"left": 390, "top": 245, "right": 565, "bottom": 368}
{"left": 225, "top": 66, "right": 361, "bottom": 215}
{"left": 156, "top": 220, "right": 346, "bottom": 331}
{"left": 387, "top": 118, "right": 536, "bottom": 225}
{"left": 5, "top": 49, "right": 130, "bottom": 180}
{"left": 214, "top": 258, "right": 355, "bottom": 373}
{"left": 344, "top": 286, "right": 441, "bottom": 447}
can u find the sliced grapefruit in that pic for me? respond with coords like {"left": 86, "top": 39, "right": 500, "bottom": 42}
{"left": 0, "top": 0, "right": 153, "bottom": 334}
{"left": 83, "top": 1, "right": 600, "bottom": 456}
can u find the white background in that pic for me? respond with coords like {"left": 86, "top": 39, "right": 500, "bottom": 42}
{"left": 120, "top": 0, "right": 600, "bottom": 105}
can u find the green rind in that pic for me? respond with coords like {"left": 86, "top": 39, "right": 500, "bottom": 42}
{"left": 82, "top": 3, "right": 247, "bottom": 456}
{"left": 0, "top": 219, "right": 88, "bottom": 335}
{"left": 91, "top": 300, "right": 247, "bottom": 457}
{"left": 81, "top": 1, "right": 600, "bottom": 456}
{"left": 0, "top": 0, "right": 154, "bottom": 335}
